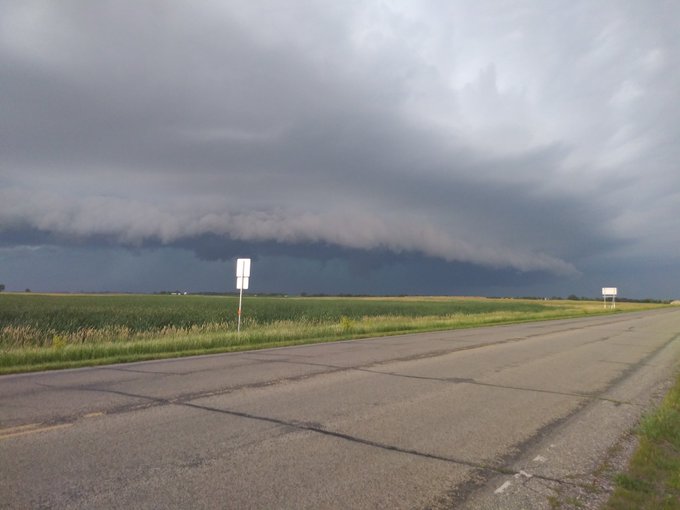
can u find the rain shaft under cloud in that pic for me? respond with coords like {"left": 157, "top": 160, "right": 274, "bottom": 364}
{"left": 1, "top": 1, "right": 679, "bottom": 296}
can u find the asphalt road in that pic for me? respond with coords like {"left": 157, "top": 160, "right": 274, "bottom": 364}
{"left": 2, "top": 309, "right": 680, "bottom": 509}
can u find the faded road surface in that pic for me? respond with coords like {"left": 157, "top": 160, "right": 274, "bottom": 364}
{"left": 2, "top": 309, "right": 680, "bottom": 509}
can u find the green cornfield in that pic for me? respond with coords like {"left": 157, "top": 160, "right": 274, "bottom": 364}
{"left": 0, "top": 293, "right": 665, "bottom": 374}
{"left": 0, "top": 293, "right": 551, "bottom": 349}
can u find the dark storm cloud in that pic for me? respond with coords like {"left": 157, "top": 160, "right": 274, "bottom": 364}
{"left": 1, "top": 1, "right": 680, "bottom": 294}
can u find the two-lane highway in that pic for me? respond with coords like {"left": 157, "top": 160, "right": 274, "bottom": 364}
{"left": 2, "top": 309, "right": 680, "bottom": 509}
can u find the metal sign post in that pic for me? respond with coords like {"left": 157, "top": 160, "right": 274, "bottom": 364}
{"left": 602, "top": 287, "right": 617, "bottom": 309}
{"left": 236, "top": 258, "right": 251, "bottom": 333}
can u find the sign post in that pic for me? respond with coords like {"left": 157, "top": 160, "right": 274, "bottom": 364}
{"left": 236, "top": 258, "right": 251, "bottom": 333}
{"left": 602, "top": 287, "right": 617, "bottom": 309}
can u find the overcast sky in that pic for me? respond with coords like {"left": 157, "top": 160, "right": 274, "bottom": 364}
{"left": 1, "top": 1, "right": 679, "bottom": 298}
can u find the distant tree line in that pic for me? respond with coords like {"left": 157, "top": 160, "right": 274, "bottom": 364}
{"left": 301, "top": 292, "right": 370, "bottom": 297}
{"left": 151, "top": 291, "right": 670, "bottom": 303}
{"left": 0, "top": 285, "right": 32, "bottom": 292}
{"left": 489, "top": 294, "right": 671, "bottom": 304}
{"left": 154, "top": 291, "right": 289, "bottom": 297}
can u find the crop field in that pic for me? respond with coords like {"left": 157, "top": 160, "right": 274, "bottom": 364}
{"left": 0, "top": 293, "right": 666, "bottom": 374}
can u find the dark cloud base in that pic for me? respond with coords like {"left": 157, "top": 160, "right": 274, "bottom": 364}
{"left": 175, "top": 233, "right": 561, "bottom": 291}
{"left": 4, "top": 230, "right": 675, "bottom": 299}
{"left": 0, "top": 228, "right": 566, "bottom": 295}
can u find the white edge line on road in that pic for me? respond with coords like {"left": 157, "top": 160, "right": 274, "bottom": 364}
{"left": 494, "top": 481, "right": 512, "bottom": 494}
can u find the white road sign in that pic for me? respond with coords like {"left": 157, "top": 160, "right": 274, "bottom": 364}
{"left": 236, "top": 258, "right": 251, "bottom": 290}
{"left": 235, "top": 258, "right": 251, "bottom": 333}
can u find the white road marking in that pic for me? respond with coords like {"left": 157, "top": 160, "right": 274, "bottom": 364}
{"left": 514, "top": 470, "right": 533, "bottom": 479}
{"left": 494, "top": 481, "right": 512, "bottom": 494}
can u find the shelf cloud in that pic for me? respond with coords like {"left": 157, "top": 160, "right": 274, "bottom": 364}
{"left": 1, "top": 1, "right": 679, "bottom": 295}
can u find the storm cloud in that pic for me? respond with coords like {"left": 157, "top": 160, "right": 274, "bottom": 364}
{"left": 1, "top": 1, "right": 679, "bottom": 296}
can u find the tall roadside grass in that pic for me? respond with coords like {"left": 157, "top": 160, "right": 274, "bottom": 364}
{"left": 604, "top": 371, "right": 680, "bottom": 509}
{"left": 0, "top": 294, "right": 666, "bottom": 374}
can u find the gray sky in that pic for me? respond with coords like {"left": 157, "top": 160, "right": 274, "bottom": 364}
{"left": 1, "top": 1, "right": 679, "bottom": 298}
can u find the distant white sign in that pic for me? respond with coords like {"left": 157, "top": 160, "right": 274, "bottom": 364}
{"left": 602, "top": 287, "right": 617, "bottom": 309}
{"left": 235, "top": 258, "right": 252, "bottom": 333}
{"left": 236, "top": 258, "right": 251, "bottom": 290}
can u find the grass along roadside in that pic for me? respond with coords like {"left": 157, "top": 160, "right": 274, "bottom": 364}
{"left": 1, "top": 310, "right": 576, "bottom": 374}
{"left": 0, "top": 294, "right": 667, "bottom": 374}
{"left": 603, "top": 369, "right": 680, "bottom": 509}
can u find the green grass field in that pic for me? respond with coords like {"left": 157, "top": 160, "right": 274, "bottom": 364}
{"left": 0, "top": 293, "right": 666, "bottom": 374}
